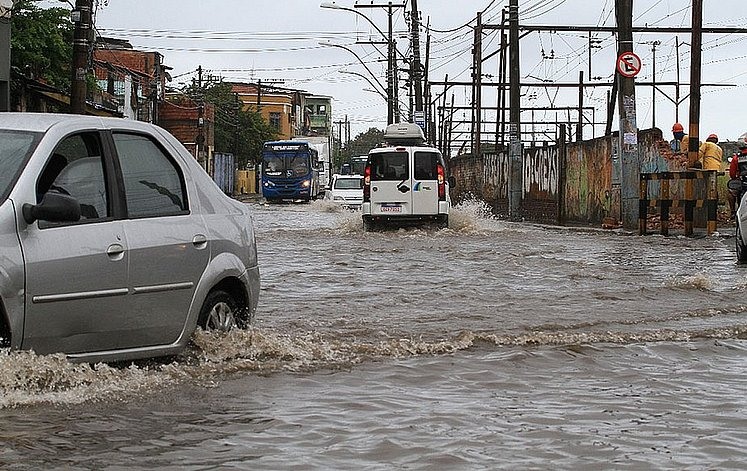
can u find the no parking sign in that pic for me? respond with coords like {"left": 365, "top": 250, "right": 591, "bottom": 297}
{"left": 616, "top": 52, "right": 642, "bottom": 78}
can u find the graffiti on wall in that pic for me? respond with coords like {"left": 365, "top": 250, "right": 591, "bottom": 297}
{"left": 523, "top": 146, "right": 559, "bottom": 196}
{"left": 483, "top": 151, "right": 509, "bottom": 199}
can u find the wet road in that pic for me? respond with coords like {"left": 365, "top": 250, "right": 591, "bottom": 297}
{"left": 2, "top": 199, "right": 747, "bottom": 469}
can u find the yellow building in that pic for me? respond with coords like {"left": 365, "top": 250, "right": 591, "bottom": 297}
{"left": 230, "top": 82, "right": 303, "bottom": 139}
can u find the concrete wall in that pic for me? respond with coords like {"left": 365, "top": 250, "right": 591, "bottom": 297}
{"left": 449, "top": 128, "right": 695, "bottom": 226}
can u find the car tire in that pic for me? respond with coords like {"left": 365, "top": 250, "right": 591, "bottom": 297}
{"left": 198, "top": 289, "right": 245, "bottom": 332}
{"left": 737, "top": 222, "right": 747, "bottom": 264}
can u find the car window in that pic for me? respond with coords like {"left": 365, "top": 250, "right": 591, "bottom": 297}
{"left": 414, "top": 152, "right": 440, "bottom": 180}
{"left": 0, "top": 131, "right": 38, "bottom": 203}
{"left": 369, "top": 152, "right": 409, "bottom": 181}
{"left": 37, "top": 132, "right": 109, "bottom": 226}
{"left": 113, "top": 133, "right": 187, "bottom": 218}
{"left": 334, "top": 177, "right": 363, "bottom": 189}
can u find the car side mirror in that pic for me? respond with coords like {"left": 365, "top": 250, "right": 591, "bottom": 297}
{"left": 22, "top": 192, "right": 82, "bottom": 224}
{"left": 448, "top": 176, "right": 456, "bottom": 187}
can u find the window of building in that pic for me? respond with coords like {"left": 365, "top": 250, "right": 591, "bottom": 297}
{"left": 269, "top": 112, "right": 281, "bottom": 130}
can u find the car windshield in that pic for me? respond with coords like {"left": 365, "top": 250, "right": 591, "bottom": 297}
{"left": 334, "top": 177, "right": 363, "bottom": 190}
{"left": 0, "top": 130, "right": 39, "bottom": 201}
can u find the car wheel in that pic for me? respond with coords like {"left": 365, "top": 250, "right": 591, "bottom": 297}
{"left": 198, "top": 289, "right": 244, "bottom": 332}
{"left": 737, "top": 222, "right": 747, "bottom": 264}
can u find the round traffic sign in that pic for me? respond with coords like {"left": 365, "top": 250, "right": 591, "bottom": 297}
{"left": 617, "top": 52, "right": 642, "bottom": 78}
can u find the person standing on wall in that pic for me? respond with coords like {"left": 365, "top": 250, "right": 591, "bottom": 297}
{"left": 699, "top": 134, "right": 723, "bottom": 171}
{"left": 671, "top": 123, "right": 685, "bottom": 152}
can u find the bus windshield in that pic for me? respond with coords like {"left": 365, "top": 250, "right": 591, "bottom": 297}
{"left": 262, "top": 144, "right": 315, "bottom": 178}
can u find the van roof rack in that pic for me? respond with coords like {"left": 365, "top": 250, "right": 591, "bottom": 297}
{"left": 383, "top": 123, "right": 426, "bottom": 146}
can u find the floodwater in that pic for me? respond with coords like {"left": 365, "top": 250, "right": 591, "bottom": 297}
{"left": 2, "top": 199, "right": 747, "bottom": 470}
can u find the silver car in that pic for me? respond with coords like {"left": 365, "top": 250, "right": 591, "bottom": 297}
{"left": 0, "top": 113, "right": 260, "bottom": 362}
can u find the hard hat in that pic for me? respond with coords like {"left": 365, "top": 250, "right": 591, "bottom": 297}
{"left": 672, "top": 123, "right": 684, "bottom": 132}
{"left": 707, "top": 133, "right": 718, "bottom": 142}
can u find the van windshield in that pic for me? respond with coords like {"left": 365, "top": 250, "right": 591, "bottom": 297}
{"left": 0, "top": 131, "right": 39, "bottom": 201}
{"left": 369, "top": 152, "right": 409, "bottom": 181}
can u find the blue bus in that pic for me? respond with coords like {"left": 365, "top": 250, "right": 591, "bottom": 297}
{"left": 261, "top": 140, "right": 323, "bottom": 202}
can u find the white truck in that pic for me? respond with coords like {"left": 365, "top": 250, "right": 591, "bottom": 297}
{"left": 292, "top": 135, "right": 332, "bottom": 190}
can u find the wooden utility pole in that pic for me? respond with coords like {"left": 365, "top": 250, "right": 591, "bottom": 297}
{"left": 472, "top": 12, "right": 482, "bottom": 157}
{"left": 687, "top": 1, "right": 703, "bottom": 169}
{"left": 410, "top": 0, "right": 423, "bottom": 114}
{"left": 508, "top": 0, "right": 522, "bottom": 220}
{"left": 0, "top": 3, "right": 10, "bottom": 111}
{"left": 616, "top": 0, "right": 638, "bottom": 230}
{"left": 70, "top": 0, "right": 93, "bottom": 114}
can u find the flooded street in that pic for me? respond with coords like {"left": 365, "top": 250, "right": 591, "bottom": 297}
{"left": 2, "top": 200, "right": 747, "bottom": 469}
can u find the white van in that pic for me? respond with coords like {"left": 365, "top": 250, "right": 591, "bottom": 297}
{"left": 362, "top": 123, "right": 452, "bottom": 231}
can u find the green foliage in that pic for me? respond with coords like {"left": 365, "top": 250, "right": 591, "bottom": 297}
{"left": 339, "top": 127, "right": 384, "bottom": 167}
{"left": 11, "top": 0, "right": 73, "bottom": 91}
{"left": 186, "top": 81, "right": 278, "bottom": 169}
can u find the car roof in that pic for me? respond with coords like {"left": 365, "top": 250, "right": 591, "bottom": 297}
{"left": 0, "top": 112, "right": 153, "bottom": 133}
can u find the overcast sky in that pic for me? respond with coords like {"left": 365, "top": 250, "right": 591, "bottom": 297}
{"left": 73, "top": 0, "right": 747, "bottom": 143}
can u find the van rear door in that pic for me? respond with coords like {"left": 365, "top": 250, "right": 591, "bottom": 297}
{"left": 411, "top": 151, "right": 441, "bottom": 215}
{"left": 368, "top": 150, "right": 412, "bottom": 216}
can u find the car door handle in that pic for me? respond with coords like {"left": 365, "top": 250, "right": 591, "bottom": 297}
{"left": 106, "top": 243, "right": 125, "bottom": 260}
{"left": 398, "top": 185, "right": 410, "bottom": 193}
{"left": 192, "top": 234, "right": 208, "bottom": 249}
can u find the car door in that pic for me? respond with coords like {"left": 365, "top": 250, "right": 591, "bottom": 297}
{"left": 411, "top": 150, "right": 441, "bottom": 215}
{"left": 112, "top": 132, "right": 209, "bottom": 346}
{"left": 368, "top": 149, "right": 412, "bottom": 216}
{"left": 20, "top": 131, "right": 131, "bottom": 355}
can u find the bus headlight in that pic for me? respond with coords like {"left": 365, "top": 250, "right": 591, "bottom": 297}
{"left": 301, "top": 180, "right": 311, "bottom": 188}
{"left": 264, "top": 181, "right": 275, "bottom": 188}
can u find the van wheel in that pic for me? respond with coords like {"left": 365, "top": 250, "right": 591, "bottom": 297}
{"left": 363, "top": 219, "right": 375, "bottom": 232}
{"left": 439, "top": 216, "right": 449, "bottom": 229}
{"left": 198, "top": 289, "right": 243, "bottom": 331}
{"left": 737, "top": 223, "right": 747, "bottom": 264}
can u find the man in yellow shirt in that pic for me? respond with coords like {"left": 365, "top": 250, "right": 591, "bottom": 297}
{"left": 699, "top": 133, "right": 723, "bottom": 171}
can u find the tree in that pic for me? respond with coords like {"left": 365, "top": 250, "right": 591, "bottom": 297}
{"left": 186, "top": 81, "right": 278, "bottom": 169}
{"left": 10, "top": 0, "right": 73, "bottom": 91}
{"left": 340, "top": 127, "right": 384, "bottom": 166}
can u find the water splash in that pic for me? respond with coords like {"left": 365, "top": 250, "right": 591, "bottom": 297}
{"left": 449, "top": 196, "right": 497, "bottom": 233}
{"left": 3, "top": 320, "right": 747, "bottom": 408}
{"left": 0, "top": 349, "right": 188, "bottom": 409}
{"left": 309, "top": 199, "right": 344, "bottom": 213}
{"left": 664, "top": 273, "right": 715, "bottom": 291}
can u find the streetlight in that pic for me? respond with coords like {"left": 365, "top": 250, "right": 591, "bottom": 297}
{"left": 339, "top": 70, "right": 387, "bottom": 101}
{"left": 319, "top": 41, "right": 384, "bottom": 94}
{"left": 320, "top": 1, "right": 400, "bottom": 124}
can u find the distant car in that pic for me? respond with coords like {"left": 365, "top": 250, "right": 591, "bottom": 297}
{"left": 362, "top": 123, "right": 452, "bottom": 231}
{"left": 325, "top": 174, "right": 364, "bottom": 209}
{"left": 0, "top": 113, "right": 260, "bottom": 363}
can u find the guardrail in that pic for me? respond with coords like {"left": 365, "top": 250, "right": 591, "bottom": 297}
{"left": 639, "top": 170, "right": 719, "bottom": 236}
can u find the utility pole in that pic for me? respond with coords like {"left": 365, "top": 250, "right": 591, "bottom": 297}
{"left": 616, "top": 0, "right": 638, "bottom": 230}
{"left": 410, "top": 0, "right": 423, "bottom": 114}
{"left": 687, "top": 1, "right": 702, "bottom": 170}
{"left": 472, "top": 12, "right": 482, "bottom": 157}
{"left": 0, "top": 1, "right": 11, "bottom": 112}
{"left": 70, "top": 0, "right": 93, "bottom": 114}
{"left": 354, "top": 2, "right": 405, "bottom": 125}
{"left": 508, "top": 0, "right": 522, "bottom": 220}
{"left": 651, "top": 40, "right": 660, "bottom": 129}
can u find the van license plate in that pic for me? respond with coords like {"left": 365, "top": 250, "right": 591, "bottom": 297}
{"left": 380, "top": 203, "right": 402, "bottom": 213}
